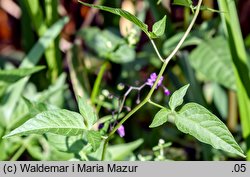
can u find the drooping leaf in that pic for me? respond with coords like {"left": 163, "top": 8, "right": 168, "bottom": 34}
{"left": 175, "top": 103, "right": 245, "bottom": 157}
{"left": 169, "top": 84, "right": 189, "bottom": 111}
{"left": 77, "top": 96, "right": 97, "bottom": 129}
{"left": 0, "top": 66, "right": 45, "bottom": 84}
{"left": 86, "top": 130, "right": 102, "bottom": 151}
{"left": 189, "top": 37, "right": 236, "bottom": 90}
{"left": 3, "top": 109, "right": 87, "bottom": 138}
{"left": 149, "top": 108, "right": 170, "bottom": 128}
{"left": 108, "top": 139, "right": 143, "bottom": 160}
{"left": 78, "top": 2, "right": 154, "bottom": 38}
{"left": 151, "top": 15, "right": 167, "bottom": 37}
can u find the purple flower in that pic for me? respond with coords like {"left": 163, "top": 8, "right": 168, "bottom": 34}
{"left": 146, "top": 73, "right": 163, "bottom": 89}
{"left": 164, "top": 88, "right": 171, "bottom": 96}
{"left": 117, "top": 125, "right": 125, "bottom": 137}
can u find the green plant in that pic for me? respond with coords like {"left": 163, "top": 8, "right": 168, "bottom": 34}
{"left": 0, "top": 0, "right": 247, "bottom": 161}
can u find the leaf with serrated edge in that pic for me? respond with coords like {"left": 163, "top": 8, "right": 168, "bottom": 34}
{"left": 77, "top": 96, "right": 97, "bottom": 129}
{"left": 86, "top": 130, "right": 102, "bottom": 151}
{"left": 78, "top": 2, "right": 151, "bottom": 37}
{"left": 175, "top": 103, "right": 245, "bottom": 157}
{"left": 152, "top": 15, "right": 166, "bottom": 37}
{"left": 169, "top": 84, "right": 189, "bottom": 111}
{"left": 3, "top": 109, "right": 87, "bottom": 138}
{"left": 149, "top": 108, "right": 170, "bottom": 128}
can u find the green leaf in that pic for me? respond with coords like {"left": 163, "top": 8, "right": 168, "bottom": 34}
{"left": 189, "top": 37, "right": 236, "bottom": 90}
{"left": 169, "top": 84, "right": 189, "bottom": 111}
{"left": 9, "top": 98, "right": 58, "bottom": 130}
{"left": 0, "top": 66, "right": 45, "bottom": 84}
{"left": 175, "top": 103, "right": 245, "bottom": 158}
{"left": 77, "top": 96, "right": 97, "bottom": 129}
{"left": 78, "top": 28, "right": 121, "bottom": 57}
{"left": 173, "top": 0, "right": 193, "bottom": 7}
{"left": 151, "top": 15, "right": 166, "bottom": 37}
{"left": 78, "top": 2, "right": 151, "bottom": 37}
{"left": 0, "top": 66, "right": 45, "bottom": 98}
{"left": 149, "top": 108, "right": 170, "bottom": 128}
{"left": 78, "top": 28, "right": 135, "bottom": 63}
{"left": 3, "top": 109, "right": 87, "bottom": 138}
{"left": 0, "top": 17, "right": 69, "bottom": 122}
{"left": 86, "top": 130, "right": 102, "bottom": 151}
{"left": 109, "top": 45, "right": 135, "bottom": 63}
{"left": 199, "top": 6, "right": 222, "bottom": 13}
{"left": 108, "top": 139, "right": 143, "bottom": 160}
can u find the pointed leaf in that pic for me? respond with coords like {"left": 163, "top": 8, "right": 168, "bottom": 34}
{"left": 77, "top": 96, "right": 98, "bottom": 129}
{"left": 175, "top": 103, "right": 245, "bottom": 157}
{"left": 86, "top": 130, "right": 102, "bottom": 151}
{"left": 149, "top": 108, "right": 170, "bottom": 128}
{"left": 78, "top": 2, "right": 150, "bottom": 37}
{"left": 3, "top": 109, "right": 87, "bottom": 138}
{"left": 169, "top": 84, "right": 189, "bottom": 111}
{"left": 152, "top": 15, "right": 166, "bottom": 37}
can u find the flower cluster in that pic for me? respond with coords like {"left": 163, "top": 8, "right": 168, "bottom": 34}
{"left": 146, "top": 73, "right": 170, "bottom": 96}
{"left": 146, "top": 73, "right": 163, "bottom": 88}
{"left": 100, "top": 72, "right": 170, "bottom": 138}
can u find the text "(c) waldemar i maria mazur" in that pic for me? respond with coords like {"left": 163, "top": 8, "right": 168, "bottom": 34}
{"left": 19, "top": 163, "right": 138, "bottom": 173}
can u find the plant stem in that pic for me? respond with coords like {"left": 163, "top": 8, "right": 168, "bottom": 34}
{"left": 164, "top": 0, "right": 202, "bottom": 64}
{"left": 91, "top": 62, "right": 108, "bottom": 104}
{"left": 101, "top": 0, "right": 203, "bottom": 160}
{"left": 148, "top": 99, "right": 165, "bottom": 109}
{"left": 227, "top": 91, "right": 237, "bottom": 132}
{"left": 150, "top": 39, "right": 164, "bottom": 62}
{"left": 10, "top": 136, "right": 33, "bottom": 161}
